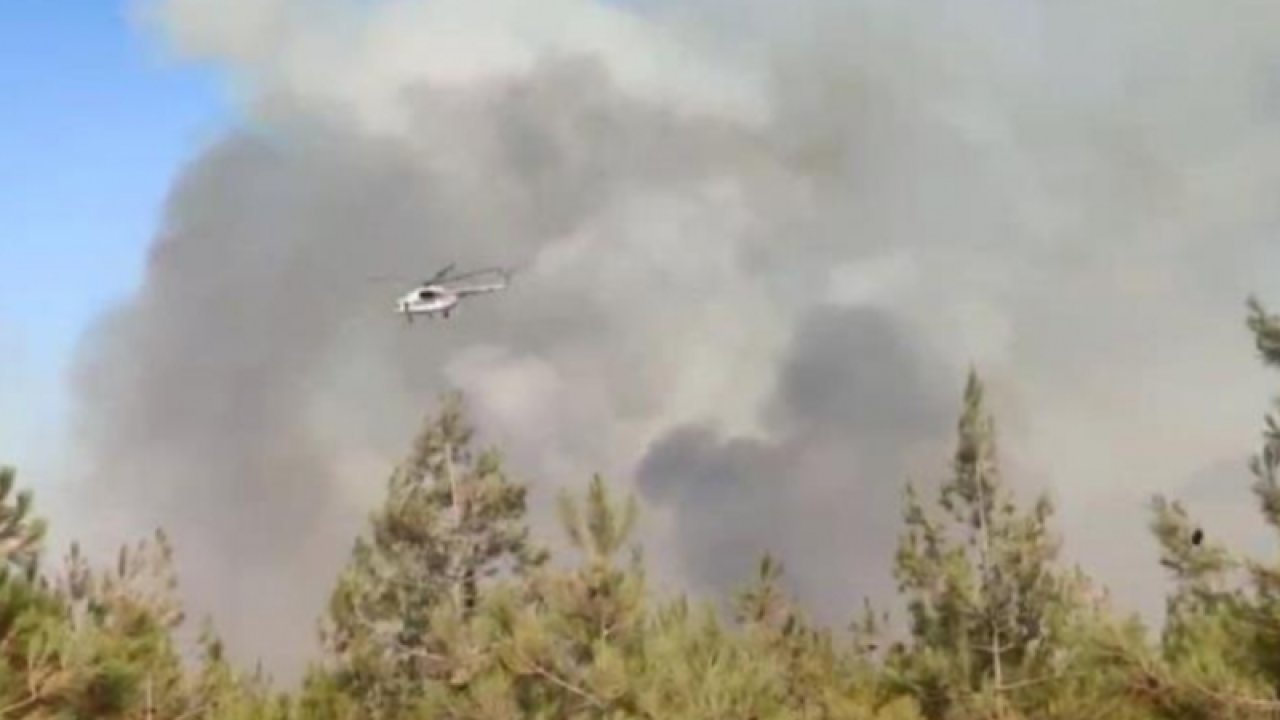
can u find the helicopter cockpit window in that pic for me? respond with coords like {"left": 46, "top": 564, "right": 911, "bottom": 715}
{"left": 418, "top": 289, "right": 436, "bottom": 300}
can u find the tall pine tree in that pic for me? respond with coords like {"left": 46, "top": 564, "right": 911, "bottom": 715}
{"left": 317, "top": 392, "right": 545, "bottom": 717}
{"left": 1127, "top": 297, "right": 1280, "bottom": 718}
{"left": 0, "top": 466, "right": 46, "bottom": 582}
{"left": 891, "top": 370, "right": 1100, "bottom": 719}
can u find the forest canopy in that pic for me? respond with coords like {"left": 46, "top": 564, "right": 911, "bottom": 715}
{"left": 2, "top": 298, "right": 1280, "bottom": 719}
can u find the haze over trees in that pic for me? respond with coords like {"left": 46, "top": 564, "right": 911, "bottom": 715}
{"left": 3, "top": 298, "right": 1280, "bottom": 718}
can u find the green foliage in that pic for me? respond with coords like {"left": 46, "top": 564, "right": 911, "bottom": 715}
{"left": 889, "top": 371, "right": 1141, "bottom": 719}
{"left": 317, "top": 392, "right": 547, "bottom": 717}
{"left": 0, "top": 466, "right": 46, "bottom": 582}
{"left": 1109, "top": 296, "right": 1280, "bottom": 719}
{"left": 9, "top": 296, "right": 1280, "bottom": 717}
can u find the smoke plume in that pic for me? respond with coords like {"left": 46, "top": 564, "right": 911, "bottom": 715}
{"left": 62, "top": 0, "right": 1280, "bottom": 680}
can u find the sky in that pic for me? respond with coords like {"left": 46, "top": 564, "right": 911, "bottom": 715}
{"left": 0, "top": 0, "right": 227, "bottom": 486}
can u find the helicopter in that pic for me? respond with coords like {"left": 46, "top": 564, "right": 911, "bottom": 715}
{"left": 392, "top": 263, "right": 512, "bottom": 322}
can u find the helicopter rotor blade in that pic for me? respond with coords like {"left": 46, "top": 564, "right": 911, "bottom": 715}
{"left": 440, "top": 266, "right": 511, "bottom": 286}
{"left": 425, "top": 263, "right": 456, "bottom": 286}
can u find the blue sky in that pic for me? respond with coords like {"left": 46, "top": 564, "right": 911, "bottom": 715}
{"left": 0, "top": 1, "right": 228, "bottom": 484}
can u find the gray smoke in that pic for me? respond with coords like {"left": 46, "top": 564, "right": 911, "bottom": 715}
{"left": 61, "top": 0, "right": 1280, "bottom": 681}
{"left": 637, "top": 305, "right": 956, "bottom": 621}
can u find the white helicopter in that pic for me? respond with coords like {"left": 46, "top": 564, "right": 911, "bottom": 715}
{"left": 392, "top": 263, "right": 512, "bottom": 322}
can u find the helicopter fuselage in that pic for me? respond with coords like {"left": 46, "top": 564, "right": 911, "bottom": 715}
{"left": 397, "top": 285, "right": 458, "bottom": 318}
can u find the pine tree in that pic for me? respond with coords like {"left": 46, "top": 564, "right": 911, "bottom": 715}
{"left": 1124, "top": 298, "right": 1280, "bottom": 718}
{"left": 1149, "top": 494, "right": 1241, "bottom": 656}
{"left": 1243, "top": 298, "right": 1280, "bottom": 555}
{"left": 317, "top": 391, "right": 545, "bottom": 717}
{"left": 891, "top": 370, "right": 1101, "bottom": 719}
{"left": 1197, "top": 296, "right": 1280, "bottom": 713}
{"left": 1198, "top": 300, "right": 1280, "bottom": 698}
{"left": 0, "top": 468, "right": 225, "bottom": 718}
{"left": 0, "top": 466, "right": 65, "bottom": 716}
{"left": 498, "top": 474, "right": 648, "bottom": 717}
{"left": 23, "top": 299, "right": 1280, "bottom": 716}
{"left": 0, "top": 466, "right": 47, "bottom": 582}
{"left": 188, "top": 618, "right": 296, "bottom": 720}
{"left": 1240, "top": 297, "right": 1280, "bottom": 695}
{"left": 733, "top": 554, "right": 924, "bottom": 720}
{"left": 50, "top": 529, "right": 194, "bottom": 718}
{"left": 1162, "top": 298, "right": 1280, "bottom": 715}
